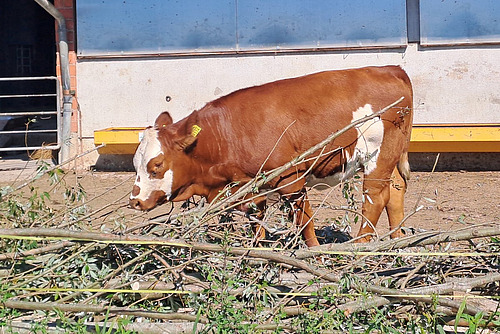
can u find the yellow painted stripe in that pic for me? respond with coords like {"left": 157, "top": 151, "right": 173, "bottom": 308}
{"left": 0, "top": 234, "right": 193, "bottom": 248}
{"left": 410, "top": 124, "right": 500, "bottom": 152}
{"left": 94, "top": 124, "right": 500, "bottom": 154}
{"left": 1, "top": 234, "right": 498, "bottom": 257}
{"left": 94, "top": 127, "right": 145, "bottom": 154}
{"left": 309, "top": 250, "right": 500, "bottom": 257}
{"left": 17, "top": 287, "right": 192, "bottom": 295}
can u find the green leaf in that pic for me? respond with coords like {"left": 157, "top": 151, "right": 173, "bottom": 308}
{"left": 455, "top": 297, "right": 467, "bottom": 332}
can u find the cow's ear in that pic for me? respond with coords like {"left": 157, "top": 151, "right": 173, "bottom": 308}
{"left": 175, "top": 124, "right": 202, "bottom": 152}
{"left": 154, "top": 112, "right": 173, "bottom": 129}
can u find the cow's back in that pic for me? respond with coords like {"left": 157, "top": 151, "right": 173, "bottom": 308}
{"left": 186, "top": 66, "right": 412, "bottom": 180}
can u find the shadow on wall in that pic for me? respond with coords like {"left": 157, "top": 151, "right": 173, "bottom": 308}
{"left": 409, "top": 153, "right": 500, "bottom": 172}
{"left": 94, "top": 154, "right": 135, "bottom": 172}
{"left": 92, "top": 153, "right": 500, "bottom": 173}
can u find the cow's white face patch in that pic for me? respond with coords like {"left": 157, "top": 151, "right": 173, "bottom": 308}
{"left": 351, "top": 104, "right": 384, "bottom": 175}
{"left": 130, "top": 128, "right": 174, "bottom": 202}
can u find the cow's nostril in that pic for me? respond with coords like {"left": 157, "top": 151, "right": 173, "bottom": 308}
{"left": 129, "top": 199, "right": 142, "bottom": 210}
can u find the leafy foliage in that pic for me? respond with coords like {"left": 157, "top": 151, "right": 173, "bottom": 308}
{"left": 1, "top": 161, "right": 500, "bottom": 333}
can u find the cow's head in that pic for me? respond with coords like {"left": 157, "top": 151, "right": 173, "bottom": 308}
{"left": 129, "top": 112, "right": 200, "bottom": 211}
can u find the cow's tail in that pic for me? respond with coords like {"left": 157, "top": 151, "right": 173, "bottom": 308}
{"left": 397, "top": 151, "right": 411, "bottom": 187}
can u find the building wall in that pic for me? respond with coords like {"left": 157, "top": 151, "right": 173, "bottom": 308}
{"left": 56, "top": 1, "right": 500, "bottom": 168}
{"left": 77, "top": 43, "right": 500, "bottom": 131}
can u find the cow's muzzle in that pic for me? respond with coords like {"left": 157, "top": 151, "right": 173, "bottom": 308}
{"left": 129, "top": 190, "right": 167, "bottom": 211}
{"left": 129, "top": 198, "right": 143, "bottom": 210}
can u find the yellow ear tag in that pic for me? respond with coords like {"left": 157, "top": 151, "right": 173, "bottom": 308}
{"left": 191, "top": 125, "right": 202, "bottom": 137}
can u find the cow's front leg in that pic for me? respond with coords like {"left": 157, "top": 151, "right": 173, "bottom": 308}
{"left": 208, "top": 185, "right": 268, "bottom": 243}
{"left": 242, "top": 195, "right": 267, "bottom": 242}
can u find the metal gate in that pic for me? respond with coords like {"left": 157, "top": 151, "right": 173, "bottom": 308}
{"left": 0, "top": 76, "right": 61, "bottom": 153}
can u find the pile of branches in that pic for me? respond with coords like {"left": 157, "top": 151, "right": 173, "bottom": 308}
{"left": 1, "top": 100, "right": 500, "bottom": 333}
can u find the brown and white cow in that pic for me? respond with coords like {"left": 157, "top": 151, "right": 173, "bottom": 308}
{"left": 129, "top": 66, "right": 413, "bottom": 247}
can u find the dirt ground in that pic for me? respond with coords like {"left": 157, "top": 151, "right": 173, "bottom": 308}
{"left": 307, "top": 170, "right": 499, "bottom": 241}
{"left": 1, "top": 162, "right": 497, "bottom": 241}
{"left": 398, "top": 171, "right": 499, "bottom": 232}
{"left": 325, "top": 170, "right": 499, "bottom": 239}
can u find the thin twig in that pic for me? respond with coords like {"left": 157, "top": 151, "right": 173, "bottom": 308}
{"left": 0, "top": 241, "right": 73, "bottom": 261}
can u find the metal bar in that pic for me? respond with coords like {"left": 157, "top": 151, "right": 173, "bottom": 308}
{"left": 0, "top": 76, "right": 57, "bottom": 82}
{"left": 413, "top": 123, "right": 499, "bottom": 128}
{"left": 0, "top": 94, "right": 58, "bottom": 98}
{"left": 0, "top": 145, "right": 59, "bottom": 152}
{"left": 77, "top": 45, "right": 406, "bottom": 60}
{"left": 0, "top": 111, "right": 57, "bottom": 117}
{"left": 406, "top": 0, "right": 420, "bottom": 43}
{"left": 0, "top": 130, "right": 58, "bottom": 135}
{"left": 55, "top": 75, "right": 61, "bottom": 149}
{"left": 0, "top": 76, "right": 61, "bottom": 152}
{"left": 34, "top": 0, "right": 72, "bottom": 163}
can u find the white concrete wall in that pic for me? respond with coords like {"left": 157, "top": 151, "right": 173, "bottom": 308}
{"left": 76, "top": 43, "right": 500, "bottom": 163}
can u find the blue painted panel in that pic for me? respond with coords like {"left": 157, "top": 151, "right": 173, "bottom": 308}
{"left": 420, "top": 0, "right": 500, "bottom": 45}
{"left": 77, "top": 0, "right": 236, "bottom": 55}
{"left": 237, "top": 0, "right": 407, "bottom": 50}
{"left": 77, "top": 0, "right": 407, "bottom": 56}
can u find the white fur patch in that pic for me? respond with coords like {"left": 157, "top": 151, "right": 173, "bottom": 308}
{"left": 351, "top": 104, "right": 384, "bottom": 175}
{"left": 305, "top": 105, "right": 384, "bottom": 189}
{"left": 306, "top": 149, "right": 353, "bottom": 190}
{"left": 130, "top": 128, "right": 174, "bottom": 201}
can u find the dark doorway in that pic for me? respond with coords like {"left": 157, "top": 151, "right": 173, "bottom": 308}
{"left": 0, "top": 0, "right": 56, "bottom": 77}
{"left": 0, "top": 0, "right": 57, "bottom": 157}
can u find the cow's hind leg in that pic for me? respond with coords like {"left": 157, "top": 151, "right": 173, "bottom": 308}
{"left": 385, "top": 166, "right": 407, "bottom": 239}
{"left": 356, "top": 171, "right": 392, "bottom": 242}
